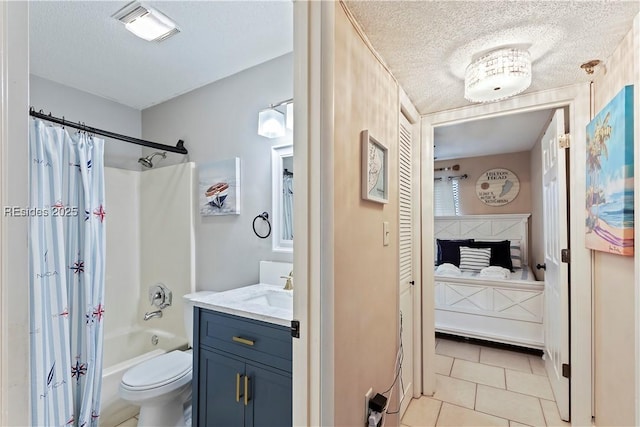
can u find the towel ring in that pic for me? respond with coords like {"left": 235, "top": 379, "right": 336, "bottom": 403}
{"left": 252, "top": 212, "right": 271, "bottom": 239}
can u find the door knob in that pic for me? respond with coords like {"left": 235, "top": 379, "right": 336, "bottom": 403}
{"left": 536, "top": 263, "right": 547, "bottom": 270}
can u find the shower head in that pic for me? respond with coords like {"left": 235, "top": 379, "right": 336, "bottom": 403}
{"left": 138, "top": 152, "right": 166, "bottom": 168}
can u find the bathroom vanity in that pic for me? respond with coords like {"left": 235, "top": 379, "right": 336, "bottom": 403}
{"left": 191, "top": 281, "right": 293, "bottom": 427}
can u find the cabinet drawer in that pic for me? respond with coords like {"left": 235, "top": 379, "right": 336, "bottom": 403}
{"left": 198, "top": 308, "right": 292, "bottom": 372}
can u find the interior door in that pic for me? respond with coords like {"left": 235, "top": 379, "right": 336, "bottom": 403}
{"left": 541, "top": 108, "right": 570, "bottom": 420}
{"left": 398, "top": 112, "right": 415, "bottom": 417}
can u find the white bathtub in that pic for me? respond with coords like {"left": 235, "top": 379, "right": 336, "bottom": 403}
{"left": 99, "top": 328, "right": 188, "bottom": 427}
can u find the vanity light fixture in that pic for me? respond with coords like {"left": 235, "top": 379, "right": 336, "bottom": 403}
{"left": 286, "top": 102, "right": 294, "bottom": 130}
{"left": 112, "top": 1, "right": 180, "bottom": 42}
{"left": 258, "top": 108, "right": 286, "bottom": 138}
{"left": 258, "top": 98, "right": 293, "bottom": 139}
{"left": 464, "top": 47, "right": 532, "bottom": 103}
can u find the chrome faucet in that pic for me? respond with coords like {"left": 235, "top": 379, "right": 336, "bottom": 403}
{"left": 143, "top": 309, "right": 163, "bottom": 321}
{"left": 281, "top": 270, "right": 293, "bottom": 291}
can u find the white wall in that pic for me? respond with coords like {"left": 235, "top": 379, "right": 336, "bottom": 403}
{"left": 141, "top": 53, "right": 293, "bottom": 292}
{"left": 139, "top": 163, "right": 196, "bottom": 338}
{"left": 104, "top": 164, "right": 196, "bottom": 341}
{"left": 591, "top": 16, "right": 639, "bottom": 426}
{"left": 29, "top": 75, "right": 142, "bottom": 170}
{"left": 104, "top": 168, "right": 141, "bottom": 337}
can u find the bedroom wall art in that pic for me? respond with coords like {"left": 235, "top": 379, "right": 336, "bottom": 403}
{"left": 361, "top": 129, "right": 388, "bottom": 204}
{"left": 585, "top": 85, "right": 634, "bottom": 256}
{"left": 475, "top": 168, "right": 520, "bottom": 206}
{"left": 199, "top": 157, "right": 241, "bottom": 216}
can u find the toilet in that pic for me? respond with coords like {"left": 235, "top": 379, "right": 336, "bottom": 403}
{"left": 119, "top": 291, "right": 215, "bottom": 427}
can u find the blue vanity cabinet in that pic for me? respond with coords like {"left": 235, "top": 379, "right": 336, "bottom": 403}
{"left": 193, "top": 307, "right": 292, "bottom": 427}
{"left": 245, "top": 362, "right": 292, "bottom": 427}
{"left": 197, "top": 348, "right": 246, "bottom": 426}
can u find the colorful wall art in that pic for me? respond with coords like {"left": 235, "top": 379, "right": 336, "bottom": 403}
{"left": 199, "top": 158, "right": 241, "bottom": 216}
{"left": 585, "top": 85, "right": 634, "bottom": 256}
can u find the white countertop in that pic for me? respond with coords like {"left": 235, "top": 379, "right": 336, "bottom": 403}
{"left": 192, "top": 283, "right": 293, "bottom": 327}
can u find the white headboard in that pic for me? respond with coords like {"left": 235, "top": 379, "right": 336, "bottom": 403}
{"left": 434, "top": 214, "right": 531, "bottom": 265}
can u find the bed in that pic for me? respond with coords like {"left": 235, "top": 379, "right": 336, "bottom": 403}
{"left": 434, "top": 214, "right": 544, "bottom": 350}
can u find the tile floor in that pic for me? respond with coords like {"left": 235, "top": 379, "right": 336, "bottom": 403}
{"left": 114, "top": 414, "right": 138, "bottom": 427}
{"left": 113, "top": 339, "right": 569, "bottom": 427}
{"left": 401, "top": 337, "right": 571, "bottom": 427}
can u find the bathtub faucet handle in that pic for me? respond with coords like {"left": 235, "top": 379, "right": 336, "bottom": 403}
{"left": 148, "top": 283, "right": 172, "bottom": 309}
{"left": 152, "top": 291, "right": 163, "bottom": 303}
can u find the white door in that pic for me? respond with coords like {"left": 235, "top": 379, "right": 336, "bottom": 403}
{"left": 398, "top": 112, "right": 416, "bottom": 417}
{"left": 541, "top": 109, "right": 570, "bottom": 420}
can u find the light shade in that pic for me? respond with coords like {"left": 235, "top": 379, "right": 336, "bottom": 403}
{"left": 113, "top": 2, "right": 179, "bottom": 42}
{"left": 258, "top": 108, "right": 286, "bottom": 138}
{"left": 286, "top": 102, "right": 294, "bottom": 130}
{"left": 464, "top": 48, "right": 532, "bottom": 103}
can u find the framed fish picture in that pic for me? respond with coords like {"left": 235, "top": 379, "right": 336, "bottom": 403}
{"left": 585, "top": 85, "right": 634, "bottom": 256}
{"left": 199, "top": 158, "right": 241, "bottom": 216}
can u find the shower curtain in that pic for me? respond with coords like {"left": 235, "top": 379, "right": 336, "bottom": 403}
{"left": 29, "top": 119, "right": 106, "bottom": 426}
{"left": 283, "top": 173, "right": 293, "bottom": 240}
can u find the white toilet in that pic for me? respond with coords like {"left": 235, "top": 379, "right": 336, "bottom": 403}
{"left": 119, "top": 291, "right": 215, "bottom": 427}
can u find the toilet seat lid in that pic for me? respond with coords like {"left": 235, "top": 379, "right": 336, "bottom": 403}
{"left": 121, "top": 350, "right": 192, "bottom": 390}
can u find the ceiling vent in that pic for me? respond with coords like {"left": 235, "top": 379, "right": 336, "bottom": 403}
{"left": 112, "top": 1, "right": 180, "bottom": 42}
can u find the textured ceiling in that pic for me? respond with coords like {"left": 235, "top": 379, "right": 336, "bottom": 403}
{"left": 29, "top": 1, "right": 638, "bottom": 159}
{"left": 30, "top": 1, "right": 293, "bottom": 110}
{"left": 346, "top": 1, "right": 637, "bottom": 160}
{"left": 345, "top": 1, "right": 639, "bottom": 115}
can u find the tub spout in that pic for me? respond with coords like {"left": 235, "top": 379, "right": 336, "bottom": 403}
{"left": 143, "top": 310, "right": 163, "bottom": 321}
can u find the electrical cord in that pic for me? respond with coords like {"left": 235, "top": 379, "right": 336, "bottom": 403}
{"left": 381, "top": 311, "right": 406, "bottom": 415}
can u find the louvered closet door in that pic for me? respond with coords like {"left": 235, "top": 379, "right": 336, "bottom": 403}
{"left": 398, "top": 112, "right": 415, "bottom": 418}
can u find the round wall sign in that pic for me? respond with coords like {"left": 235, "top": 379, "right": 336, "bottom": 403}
{"left": 475, "top": 168, "right": 520, "bottom": 206}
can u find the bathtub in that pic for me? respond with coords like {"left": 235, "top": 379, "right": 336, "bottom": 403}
{"left": 99, "top": 328, "right": 188, "bottom": 427}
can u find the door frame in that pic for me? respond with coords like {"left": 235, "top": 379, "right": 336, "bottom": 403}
{"left": 1, "top": 2, "right": 31, "bottom": 425}
{"left": 292, "top": 1, "right": 335, "bottom": 426}
{"left": 420, "top": 84, "right": 592, "bottom": 426}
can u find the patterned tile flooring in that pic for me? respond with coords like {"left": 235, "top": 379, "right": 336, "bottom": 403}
{"left": 114, "top": 338, "right": 570, "bottom": 427}
{"left": 401, "top": 337, "right": 571, "bottom": 427}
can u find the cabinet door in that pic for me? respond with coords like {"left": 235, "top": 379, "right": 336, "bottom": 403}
{"left": 245, "top": 363, "right": 292, "bottom": 427}
{"left": 198, "top": 348, "right": 246, "bottom": 427}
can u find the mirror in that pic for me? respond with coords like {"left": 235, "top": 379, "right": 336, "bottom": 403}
{"left": 271, "top": 144, "right": 293, "bottom": 252}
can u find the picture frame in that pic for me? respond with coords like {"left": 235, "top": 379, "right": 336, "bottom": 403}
{"left": 361, "top": 130, "right": 388, "bottom": 204}
{"left": 199, "top": 157, "right": 241, "bottom": 216}
{"left": 585, "top": 85, "right": 634, "bottom": 256}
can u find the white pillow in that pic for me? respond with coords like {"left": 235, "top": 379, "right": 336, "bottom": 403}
{"left": 459, "top": 246, "right": 491, "bottom": 272}
{"left": 510, "top": 240, "right": 523, "bottom": 268}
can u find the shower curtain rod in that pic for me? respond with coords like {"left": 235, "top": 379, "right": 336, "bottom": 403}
{"left": 29, "top": 108, "right": 188, "bottom": 155}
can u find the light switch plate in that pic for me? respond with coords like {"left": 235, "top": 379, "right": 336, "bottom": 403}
{"left": 383, "top": 221, "right": 390, "bottom": 246}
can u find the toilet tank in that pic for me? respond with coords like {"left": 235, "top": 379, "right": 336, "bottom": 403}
{"left": 183, "top": 291, "right": 216, "bottom": 348}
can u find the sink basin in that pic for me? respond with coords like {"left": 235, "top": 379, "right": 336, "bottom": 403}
{"left": 244, "top": 289, "right": 292, "bottom": 310}
{"left": 192, "top": 284, "right": 293, "bottom": 326}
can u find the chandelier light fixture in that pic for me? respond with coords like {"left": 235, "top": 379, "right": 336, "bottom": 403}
{"left": 464, "top": 47, "right": 532, "bottom": 103}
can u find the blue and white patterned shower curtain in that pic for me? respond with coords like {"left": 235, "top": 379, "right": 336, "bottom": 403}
{"left": 29, "top": 119, "right": 106, "bottom": 426}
